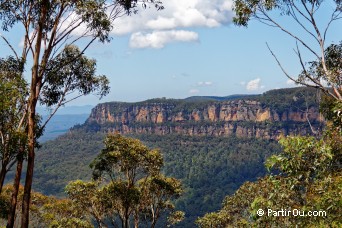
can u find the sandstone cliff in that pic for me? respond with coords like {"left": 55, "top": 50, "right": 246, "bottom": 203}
{"left": 84, "top": 90, "right": 324, "bottom": 139}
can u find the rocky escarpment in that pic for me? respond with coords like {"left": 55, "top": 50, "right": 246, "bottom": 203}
{"left": 84, "top": 91, "right": 324, "bottom": 139}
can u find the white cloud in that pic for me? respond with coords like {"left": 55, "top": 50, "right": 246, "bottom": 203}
{"left": 189, "top": 89, "right": 200, "bottom": 94}
{"left": 197, "top": 81, "right": 213, "bottom": 86}
{"left": 113, "top": 0, "right": 233, "bottom": 48}
{"left": 24, "top": 1, "right": 233, "bottom": 49}
{"left": 113, "top": 1, "right": 233, "bottom": 35}
{"left": 129, "top": 30, "right": 198, "bottom": 49}
{"left": 246, "top": 78, "right": 263, "bottom": 91}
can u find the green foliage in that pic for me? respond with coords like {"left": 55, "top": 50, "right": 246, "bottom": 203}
{"left": 0, "top": 56, "right": 27, "bottom": 146}
{"left": 266, "top": 136, "right": 333, "bottom": 180}
{"left": 197, "top": 129, "right": 342, "bottom": 227}
{"left": 90, "top": 133, "right": 163, "bottom": 182}
{"left": 65, "top": 180, "right": 105, "bottom": 227}
{"left": 299, "top": 42, "right": 342, "bottom": 88}
{"left": 135, "top": 134, "right": 280, "bottom": 226}
{"left": 232, "top": 0, "right": 341, "bottom": 27}
{"left": 167, "top": 210, "right": 185, "bottom": 226}
{"left": 0, "top": 194, "right": 10, "bottom": 219}
{"left": 232, "top": 0, "right": 342, "bottom": 102}
{"left": 0, "top": 1, "right": 165, "bottom": 226}
{"left": 0, "top": 184, "right": 92, "bottom": 227}
{"left": 41, "top": 45, "right": 110, "bottom": 107}
{"left": 320, "top": 95, "right": 342, "bottom": 133}
{"left": 0, "top": 56, "right": 28, "bottom": 191}
{"left": 32, "top": 131, "right": 281, "bottom": 226}
{"left": 255, "top": 87, "right": 320, "bottom": 114}
{"left": 32, "top": 130, "right": 105, "bottom": 196}
{"left": 67, "top": 134, "right": 183, "bottom": 228}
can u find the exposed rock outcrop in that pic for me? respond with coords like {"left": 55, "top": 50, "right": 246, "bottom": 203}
{"left": 84, "top": 97, "right": 323, "bottom": 139}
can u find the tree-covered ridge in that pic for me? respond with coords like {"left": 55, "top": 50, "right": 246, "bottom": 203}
{"left": 83, "top": 87, "right": 323, "bottom": 140}
{"left": 90, "top": 87, "right": 320, "bottom": 117}
{"left": 255, "top": 87, "right": 322, "bottom": 112}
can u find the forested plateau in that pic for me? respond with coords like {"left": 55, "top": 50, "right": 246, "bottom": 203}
{"left": 32, "top": 87, "right": 324, "bottom": 226}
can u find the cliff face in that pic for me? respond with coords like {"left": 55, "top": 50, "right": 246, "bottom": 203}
{"left": 85, "top": 98, "right": 324, "bottom": 139}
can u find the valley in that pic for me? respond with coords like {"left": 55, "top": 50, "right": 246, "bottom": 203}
{"left": 33, "top": 87, "right": 324, "bottom": 226}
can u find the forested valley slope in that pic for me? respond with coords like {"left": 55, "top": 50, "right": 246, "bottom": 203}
{"left": 33, "top": 87, "right": 323, "bottom": 226}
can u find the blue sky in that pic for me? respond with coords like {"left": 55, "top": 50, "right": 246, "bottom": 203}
{"left": 1, "top": 0, "right": 341, "bottom": 105}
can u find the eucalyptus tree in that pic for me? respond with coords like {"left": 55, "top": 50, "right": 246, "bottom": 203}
{"left": 66, "top": 134, "right": 183, "bottom": 228}
{"left": 197, "top": 130, "right": 342, "bottom": 227}
{"left": 90, "top": 133, "right": 164, "bottom": 228}
{"left": 233, "top": 0, "right": 342, "bottom": 101}
{"left": 0, "top": 56, "right": 27, "bottom": 193}
{"left": 0, "top": 0, "right": 162, "bottom": 227}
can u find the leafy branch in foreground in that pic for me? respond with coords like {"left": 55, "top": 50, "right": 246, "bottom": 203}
{"left": 233, "top": 0, "right": 341, "bottom": 101}
{"left": 0, "top": 1, "right": 163, "bottom": 226}
{"left": 197, "top": 127, "right": 342, "bottom": 227}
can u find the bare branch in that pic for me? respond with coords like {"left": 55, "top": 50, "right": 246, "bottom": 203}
{"left": 40, "top": 80, "right": 71, "bottom": 130}
{"left": 324, "top": 10, "right": 341, "bottom": 41}
{"left": 266, "top": 42, "right": 339, "bottom": 100}
{"left": 258, "top": 6, "right": 320, "bottom": 59}
{"left": 0, "top": 34, "right": 19, "bottom": 60}
{"left": 61, "top": 94, "right": 88, "bottom": 106}
{"left": 287, "top": 1, "right": 320, "bottom": 44}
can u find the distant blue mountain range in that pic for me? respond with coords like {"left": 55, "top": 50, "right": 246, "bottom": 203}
{"left": 37, "top": 105, "right": 93, "bottom": 142}
{"left": 37, "top": 105, "right": 94, "bottom": 115}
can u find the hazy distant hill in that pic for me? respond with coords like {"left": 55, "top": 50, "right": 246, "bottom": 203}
{"left": 184, "top": 94, "right": 258, "bottom": 102}
{"left": 37, "top": 105, "right": 94, "bottom": 115}
{"left": 40, "top": 114, "right": 89, "bottom": 142}
{"left": 36, "top": 105, "right": 93, "bottom": 142}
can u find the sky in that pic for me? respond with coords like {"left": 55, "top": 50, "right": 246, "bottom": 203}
{"left": 1, "top": 0, "right": 341, "bottom": 106}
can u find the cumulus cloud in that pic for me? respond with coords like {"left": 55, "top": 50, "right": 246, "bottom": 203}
{"left": 129, "top": 30, "right": 198, "bottom": 49}
{"left": 246, "top": 78, "right": 263, "bottom": 91}
{"left": 32, "top": 0, "right": 233, "bottom": 49}
{"left": 113, "top": 0, "right": 234, "bottom": 48}
{"left": 113, "top": 1, "right": 233, "bottom": 34}
{"left": 197, "top": 81, "right": 213, "bottom": 86}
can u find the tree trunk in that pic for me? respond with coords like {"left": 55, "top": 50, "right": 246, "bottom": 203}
{"left": 0, "top": 160, "right": 8, "bottom": 193}
{"left": 21, "top": 94, "right": 40, "bottom": 227}
{"left": 124, "top": 210, "right": 129, "bottom": 228}
{"left": 21, "top": 121, "right": 35, "bottom": 228}
{"left": 7, "top": 153, "right": 24, "bottom": 228}
{"left": 134, "top": 213, "right": 139, "bottom": 228}
{"left": 21, "top": 75, "right": 39, "bottom": 228}
{"left": 21, "top": 2, "right": 47, "bottom": 226}
{"left": 124, "top": 217, "right": 129, "bottom": 228}
{"left": 151, "top": 217, "right": 157, "bottom": 228}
